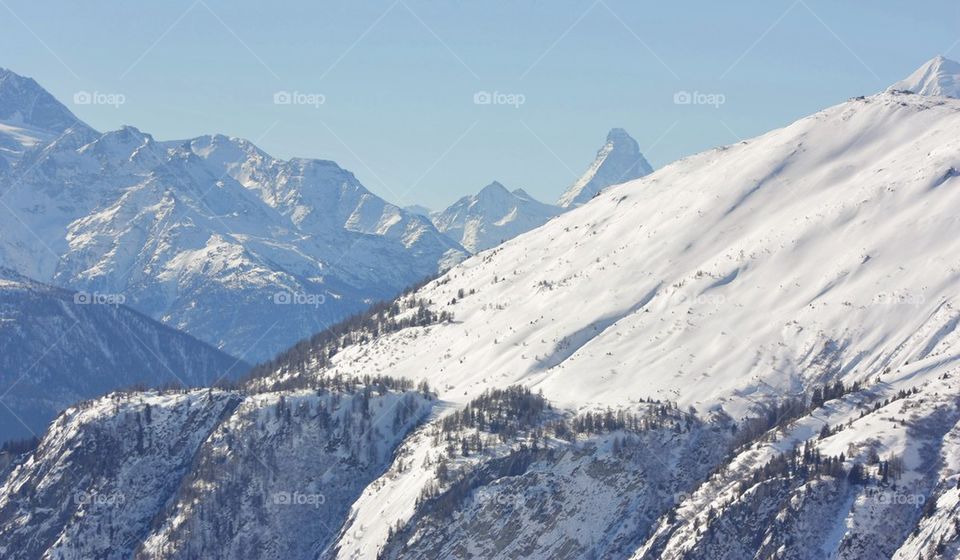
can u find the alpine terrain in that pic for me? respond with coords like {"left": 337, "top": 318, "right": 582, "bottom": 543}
{"left": 0, "top": 67, "right": 466, "bottom": 361}
{"left": 557, "top": 127, "right": 653, "bottom": 208}
{"left": 4, "top": 56, "right": 960, "bottom": 560}
{"left": 431, "top": 129, "right": 651, "bottom": 253}
{"left": 430, "top": 181, "right": 563, "bottom": 253}
{"left": 0, "top": 268, "right": 244, "bottom": 444}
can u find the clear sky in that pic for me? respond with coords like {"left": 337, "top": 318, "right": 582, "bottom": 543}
{"left": 2, "top": 1, "right": 958, "bottom": 209}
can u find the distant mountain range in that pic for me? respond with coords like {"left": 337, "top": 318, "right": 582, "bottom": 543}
{"left": 429, "top": 181, "right": 563, "bottom": 253}
{"left": 0, "top": 67, "right": 653, "bottom": 446}
{"left": 429, "top": 128, "right": 653, "bottom": 253}
{"left": 0, "top": 67, "right": 466, "bottom": 362}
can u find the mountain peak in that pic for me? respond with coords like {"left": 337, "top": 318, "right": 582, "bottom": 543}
{"left": 478, "top": 180, "right": 510, "bottom": 196}
{"left": 605, "top": 127, "right": 636, "bottom": 145}
{"left": 90, "top": 125, "right": 153, "bottom": 148}
{"left": 558, "top": 128, "right": 653, "bottom": 208}
{"left": 431, "top": 180, "right": 561, "bottom": 253}
{"left": 888, "top": 55, "right": 960, "bottom": 98}
{"left": 404, "top": 204, "right": 432, "bottom": 217}
{"left": 0, "top": 67, "right": 88, "bottom": 134}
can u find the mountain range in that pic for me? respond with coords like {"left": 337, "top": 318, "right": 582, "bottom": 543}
{"left": 0, "top": 67, "right": 466, "bottom": 362}
{"left": 429, "top": 181, "right": 563, "bottom": 253}
{"left": 0, "top": 68, "right": 652, "bottom": 446}
{"left": 429, "top": 128, "right": 652, "bottom": 253}
{"left": 4, "top": 56, "right": 960, "bottom": 559}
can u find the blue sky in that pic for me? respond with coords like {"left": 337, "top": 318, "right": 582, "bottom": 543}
{"left": 2, "top": 1, "right": 958, "bottom": 208}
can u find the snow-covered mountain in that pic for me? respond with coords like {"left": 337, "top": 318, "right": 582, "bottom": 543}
{"left": 430, "top": 181, "right": 563, "bottom": 253}
{"left": 7, "top": 57, "right": 960, "bottom": 559}
{"left": 430, "top": 131, "right": 650, "bottom": 254}
{"left": 182, "top": 134, "right": 462, "bottom": 264}
{"left": 889, "top": 54, "right": 960, "bottom": 98}
{"left": 403, "top": 204, "right": 432, "bottom": 217}
{"left": 557, "top": 128, "right": 652, "bottom": 208}
{"left": 0, "top": 379, "right": 433, "bottom": 559}
{"left": 0, "top": 268, "right": 244, "bottom": 443}
{"left": 0, "top": 67, "right": 92, "bottom": 169}
{"left": 0, "top": 69, "right": 467, "bottom": 361}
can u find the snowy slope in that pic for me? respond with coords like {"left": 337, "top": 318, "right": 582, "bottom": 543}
{"left": 0, "top": 70, "right": 467, "bottom": 361}
{"left": 0, "top": 268, "right": 245, "bottom": 443}
{"left": 284, "top": 59, "right": 960, "bottom": 556}
{"left": 7, "top": 58, "right": 960, "bottom": 558}
{"left": 431, "top": 181, "right": 562, "bottom": 253}
{"left": 277, "top": 91, "right": 959, "bottom": 422}
{"left": 0, "top": 390, "right": 243, "bottom": 559}
{"left": 557, "top": 128, "right": 653, "bottom": 208}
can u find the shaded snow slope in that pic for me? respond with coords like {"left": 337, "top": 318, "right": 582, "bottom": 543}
{"left": 0, "top": 269, "right": 245, "bottom": 442}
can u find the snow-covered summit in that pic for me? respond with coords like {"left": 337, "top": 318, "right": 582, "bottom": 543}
{"left": 431, "top": 180, "right": 562, "bottom": 253}
{"left": 404, "top": 204, "right": 432, "bottom": 217}
{"left": 426, "top": 132, "right": 655, "bottom": 252}
{"left": 0, "top": 68, "right": 86, "bottom": 134}
{"left": 888, "top": 55, "right": 960, "bottom": 98}
{"left": 0, "top": 68, "right": 93, "bottom": 168}
{"left": 558, "top": 127, "right": 652, "bottom": 208}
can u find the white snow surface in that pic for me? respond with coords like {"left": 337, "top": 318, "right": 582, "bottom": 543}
{"left": 315, "top": 91, "right": 960, "bottom": 421}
